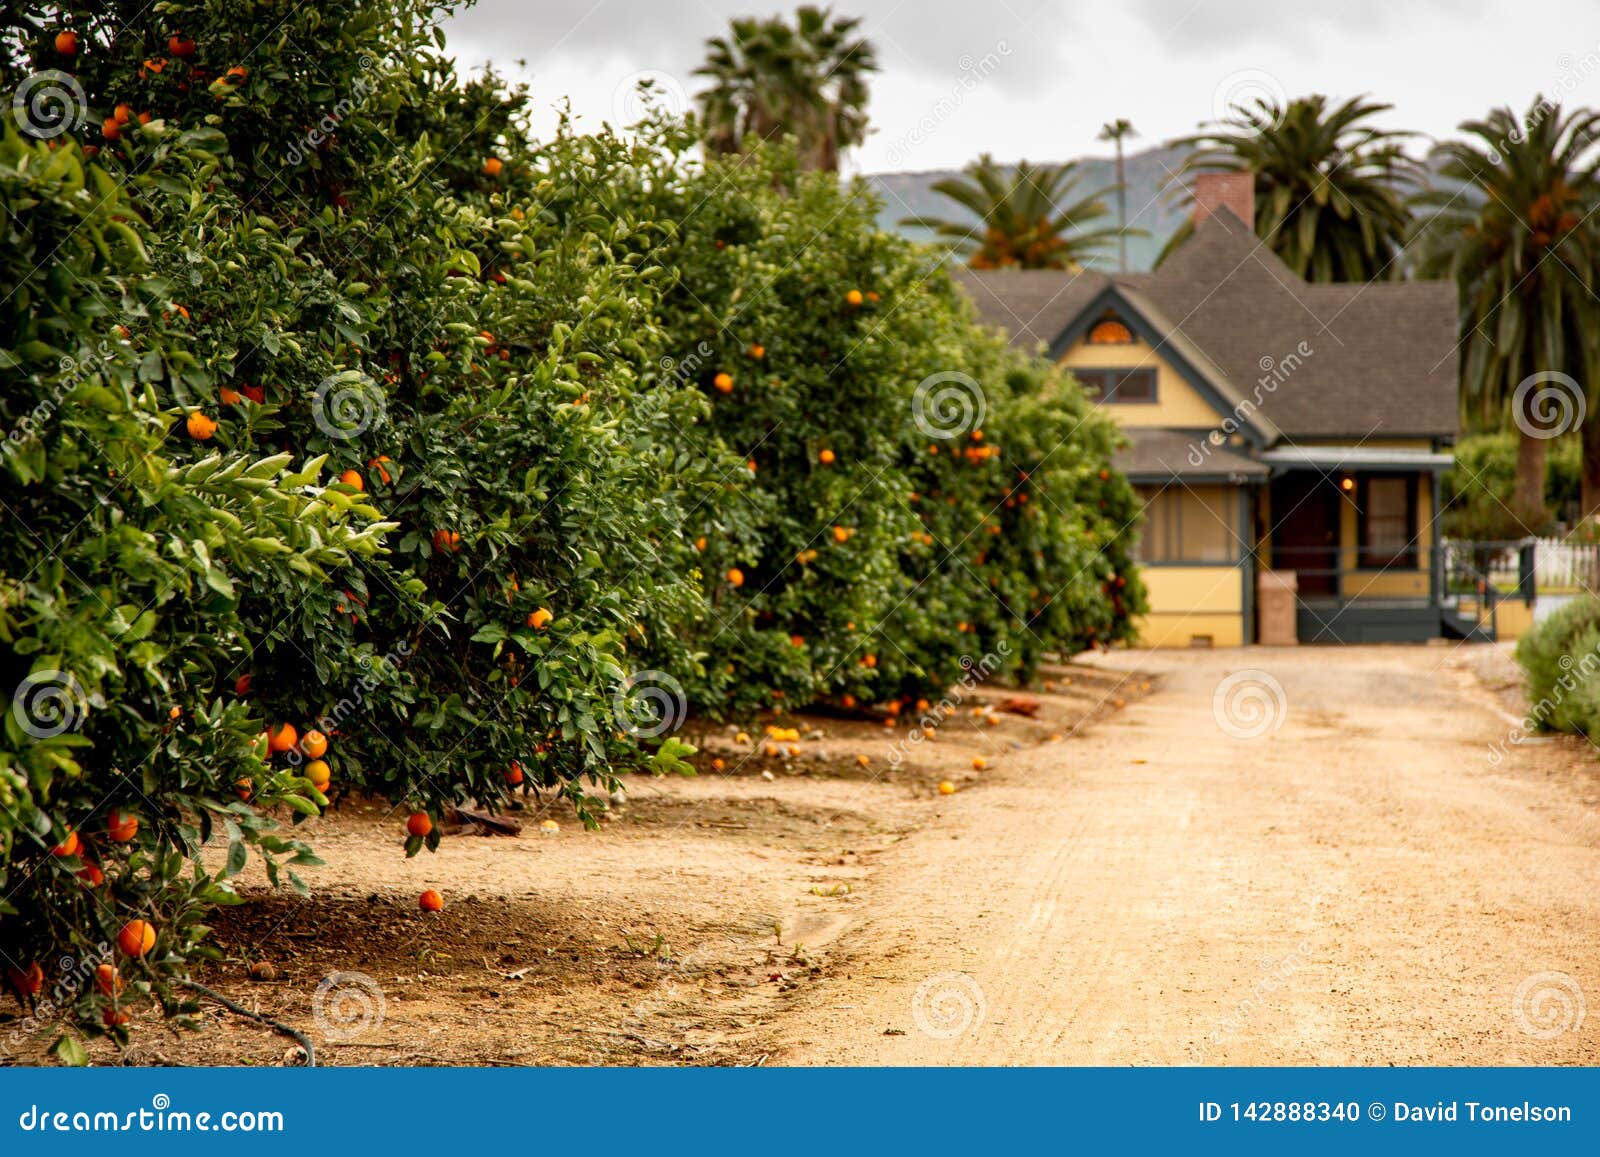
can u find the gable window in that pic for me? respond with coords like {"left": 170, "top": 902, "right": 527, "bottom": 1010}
{"left": 1075, "top": 367, "right": 1157, "bottom": 404}
{"left": 1088, "top": 318, "right": 1134, "bottom": 344}
{"left": 1357, "top": 474, "right": 1417, "bottom": 569}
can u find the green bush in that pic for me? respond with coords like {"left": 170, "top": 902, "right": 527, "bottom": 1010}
{"left": 1442, "top": 431, "right": 1580, "bottom": 538}
{"left": 1513, "top": 595, "right": 1600, "bottom": 734}
{"left": 1, "top": 0, "right": 1143, "bottom": 1051}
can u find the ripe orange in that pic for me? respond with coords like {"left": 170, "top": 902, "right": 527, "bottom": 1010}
{"left": 338, "top": 469, "right": 364, "bottom": 491}
{"left": 527, "top": 607, "right": 553, "bottom": 630}
{"left": 432, "top": 529, "right": 461, "bottom": 553}
{"left": 841, "top": 694, "right": 856, "bottom": 709}
{"left": 972, "top": 756, "right": 988, "bottom": 771}
{"left": 845, "top": 289, "right": 864, "bottom": 306}
{"left": 113, "top": 103, "right": 132, "bottom": 125}
{"left": 169, "top": 35, "right": 196, "bottom": 58}
{"left": 483, "top": 156, "right": 503, "bottom": 177}
{"left": 861, "top": 653, "right": 877, "bottom": 668}
{"left": 915, "top": 698, "right": 931, "bottom": 712}
{"left": 185, "top": 411, "right": 217, "bottom": 440}
{"left": 296, "top": 730, "right": 327, "bottom": 759}
{"left": 107, "top": 810, "right": 139, "bottom": 843}
{"left": 710, "top": 757, "right": 726, "bottom": 771}
{"left": 713, "top": 372, "right": 734, "bottom": 394}
{"left": 234, "top": 673, "right": 253, "bottom": 696}
{"left": 818, "top": 448, "right": 835, "bottom": 464}
{"left": 94, "top": 963, "right": 122, "bottom": 996}
{"left": 267, "top": 722, "right": 297, "bottom": 754}
{"left": 505, "top": 761, "right": 524, "bottom": 786}
{"left": 77, "top": 862, "right": 105, "bottom": 887}
{"left": 726, "top": 567, "right": 744, "bottom": 588}
{"left": 856, "top": 754, "right": 870, "bottom": 767}
{"left": 406, "top": 812, "right": 432, "bottom": 838}
{"left": 219, "top": 386, "right": 242, "bottom": 404}
{"left": 367, "top": 455, "right": 394, "bottom": 484}
{"left": 225, "top": 65, "right": 248, "bottom": 83}
{"left": 418, "top": 889, "right": 444, "bottom": 912}
{"left": 50, "top": 831, "right": 80, "bottom": 858}
{"left": 103, "top": 1007, "right": 131, "bottom": 1028}
{"left": 55, "top": 30, "right": 78, "bottom": 56}
{"left": 937, "top": 780, "right": 956, "bottom": 795}
{"left": 118, "top": 919, "right": 156, "bottom": 957}
{"left": 8, "top": 961, "right": 44, "bottom": 997}
{"left": 694, "top": 535, "right": 707, "bottom": 551}
{"left": 790, "top": 634, "right": 804, "bottom": 648}
{"left": 748, "top": 343, "right": 765, "bottom": 359}
{"left": 102, "top": 117, "right": 122, "bottom": 141}
{"left": 305, "top": 759, "right": 331, "bottom": 790}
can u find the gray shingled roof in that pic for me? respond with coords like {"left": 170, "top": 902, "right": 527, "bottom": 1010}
{"left": 953, "top": 208, "right": 1460, "bottom": 441}
{"left": 1113, "top": 428, "right": 1269, "bottom": 480}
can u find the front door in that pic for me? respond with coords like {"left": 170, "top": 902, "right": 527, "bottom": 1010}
{"left": 1270, "top": 473, "right": 1340, "bottom": 597}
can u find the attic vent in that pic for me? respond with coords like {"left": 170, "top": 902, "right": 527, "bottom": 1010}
{"left": 1088, "top": 317, "right": 1133, "bottom": 345}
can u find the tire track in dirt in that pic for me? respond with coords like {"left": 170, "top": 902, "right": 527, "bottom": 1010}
{"left": 773, "top": 645, "right": 1600, "bottom": 1065}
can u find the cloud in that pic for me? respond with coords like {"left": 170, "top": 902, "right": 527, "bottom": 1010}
{"left": 442, "top": 0, "right": 1075, "bottom": 90}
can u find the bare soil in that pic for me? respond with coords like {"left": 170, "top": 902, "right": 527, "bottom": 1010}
{"left": 6, "top": 644, "right": 1595, "bottom": 1066}
{"left": 3, "top": 661, "right": 1150, "bottom": 1066}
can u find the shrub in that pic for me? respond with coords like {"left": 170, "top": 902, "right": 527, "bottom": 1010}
{"left": 1514, "top": 595, "right": 1600, "bottom": 735}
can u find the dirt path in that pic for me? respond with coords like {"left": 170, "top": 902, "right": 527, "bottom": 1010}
{"left": 774, "top": 645, "right": 1600, "bottom": 1064}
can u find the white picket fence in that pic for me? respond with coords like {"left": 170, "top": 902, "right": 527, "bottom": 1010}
{"left": 1530, "top": 537, "right": 1600, "bottom": 592}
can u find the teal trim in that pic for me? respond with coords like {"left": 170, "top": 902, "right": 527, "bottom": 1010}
{"left": 1048, "top": 285, "right": 1270, "bottom": 448}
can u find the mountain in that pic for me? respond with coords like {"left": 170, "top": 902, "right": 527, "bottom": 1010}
{"left": 860, "top": 143, "right": 1196, "bottom": 272}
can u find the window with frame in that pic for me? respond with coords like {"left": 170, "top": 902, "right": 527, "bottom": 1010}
{"left": 1088, "top": 317, "right": 1134, "bottom": 344}
{"left": 1076, "top": 367, "right": 1157, "bottom": 404}
{"left": 1357, "top": 475, "right": 1417, "bottom": 568}
{"left": 1134, "top": 485, "right": 1239, "bottom": 563}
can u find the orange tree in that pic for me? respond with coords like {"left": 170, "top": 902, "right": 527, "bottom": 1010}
{"left": 0, "top": 0, "right": 702, "bottom": 1049}
{"left": 578, "top": 117, "right": 1145, "bottom": 709}
{"left": 0, "top": 125, "right": 388, "bottom": 1058}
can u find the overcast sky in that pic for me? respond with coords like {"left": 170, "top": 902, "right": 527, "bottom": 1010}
{"left": 442, "top": 0, "right": 1600, "bottom": 173}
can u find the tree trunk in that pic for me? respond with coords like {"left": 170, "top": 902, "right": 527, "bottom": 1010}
{"left": 1582, "top": 409, "right": 1600, "bottom": 521}
{"left": 1514, "top": 427, "right": 1550, "bottom": 532}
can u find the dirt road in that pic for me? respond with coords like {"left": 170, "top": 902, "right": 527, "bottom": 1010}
{"left": 775, "top": 645, "right": 1600, "bottom": 1064}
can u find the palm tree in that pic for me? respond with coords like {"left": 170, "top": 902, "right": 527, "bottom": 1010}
{"left": 1098, "top": 119, "right": 1138, "bottom": 271}
{"left": 1414, "top": 100, "right": 1600, "bottom": 523}
{"left": 1159, "top": 95, "right": 1418, "bottom": 282}
{"left": 694, "top": 6, "right": 877, "bottom": 173}
{"left": 901, "top": 155, "right": 1126, "bottom": 270}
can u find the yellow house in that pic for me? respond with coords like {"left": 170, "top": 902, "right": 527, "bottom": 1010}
{"left": 957, "top": 172, "right": 1483, "bottom": 646}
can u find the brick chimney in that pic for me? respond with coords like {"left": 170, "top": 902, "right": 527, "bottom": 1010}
{"left": 1192, "top": 170, "right": 1255, "bottom": 231}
